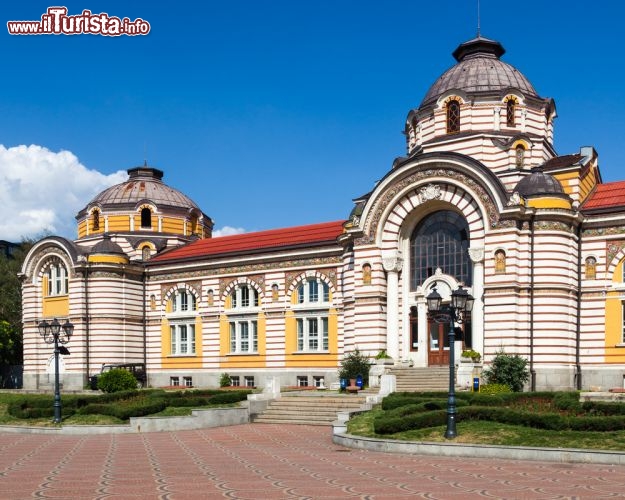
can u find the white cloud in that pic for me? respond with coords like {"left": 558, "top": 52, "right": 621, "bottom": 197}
{"left": 212, "top": 226, "right": 246, "bottom": 237}
{"left": 0, "top": 145, "right": 127, "bottom": 241}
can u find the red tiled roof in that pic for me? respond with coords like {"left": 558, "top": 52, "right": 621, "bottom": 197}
{"left": 151, "top": 220, "right": 346, "bottom": 262}
{"left": 582, "top": 181, "right": 625, "bottom": 211}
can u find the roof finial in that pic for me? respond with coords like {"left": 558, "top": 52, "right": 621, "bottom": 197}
{"left": 143, "top": 141, "right": 148, "bottom": 167}
{"left": 477, "top": 0, "right": 481, "bottom": 37}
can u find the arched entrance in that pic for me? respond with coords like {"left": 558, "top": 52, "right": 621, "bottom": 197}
{"left": 408, "top": 210, "right": 473, "bottom": 366}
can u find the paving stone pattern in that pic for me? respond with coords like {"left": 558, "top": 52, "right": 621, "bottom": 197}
{"left": 1, "top": 424, "right": 624, "bottom": 499}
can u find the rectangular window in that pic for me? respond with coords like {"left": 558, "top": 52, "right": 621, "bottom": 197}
{"left": 309, "top": 280, "right": 319, "bottom": 302}
{"left": 241, "top": 286, "right": 249, "bottom": 307}
{"left": 244, "top": 376, "right": 255, "bottom": 387}
{"left": 313, "top": 376, "right": 325, "bottom": 388}
{"left": 170, "top": 376, "right": 180, "bottom": 386}
{"left": 183, "top": 376, "right": 193, "bottom": 387}
{"left": 47, "top": 264, "right": 68, "bottom": 296}
{"left": 296, "top": 316, "right": 329, "bottom": 352}
{"left": 230, "top": 375, "right": 240, "bottom": 387}
{"left": 170, "top": 323, "right": 196, "bottom": 355}
{"left": 297, "top": 376, "right": 308, "bottom": 387}
{"left": 229, "top": 320, "right": 258, "bottom": 353}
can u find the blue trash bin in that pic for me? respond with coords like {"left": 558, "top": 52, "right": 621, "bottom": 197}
{"left": 356, "top": 374, "right": 364, "bottom": 389}
{"left": 473, "top": 377, "right": 480, "bottom": 392}
{"left": 340, "top": 378, "right": 347, "bottom": 390}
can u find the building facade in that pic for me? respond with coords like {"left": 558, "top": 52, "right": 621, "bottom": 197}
{"left": 21, "top": 36, "right": 625, "bottom": 391}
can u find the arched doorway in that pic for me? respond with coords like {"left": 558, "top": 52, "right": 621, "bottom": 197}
{"left": 409, "top": 210, "right": 472, "bottom": 366}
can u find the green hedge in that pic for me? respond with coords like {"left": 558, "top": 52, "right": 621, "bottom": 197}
{"left": 7, "top": 388, "right": 251, "bottom": 421}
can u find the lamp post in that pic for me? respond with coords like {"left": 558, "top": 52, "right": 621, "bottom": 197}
{"left": 38, "top": 318, "right": 74, "bottom": 424}
{"left": 426, "top": 284, "right": 474, "bottom": 439}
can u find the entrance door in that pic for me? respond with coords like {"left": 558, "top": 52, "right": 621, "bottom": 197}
{"left": 428, "top": 320, "right": 450, "bottom": 365}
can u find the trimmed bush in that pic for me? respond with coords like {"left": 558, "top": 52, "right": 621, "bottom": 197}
{"left": 97, "top": 368, "right": 140, "bottom": 393}
{"left": 374, "top": 409, "right": 447, "bottom": 434}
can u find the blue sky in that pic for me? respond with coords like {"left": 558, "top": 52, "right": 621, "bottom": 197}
{"left": 1, "top": 1, "right": 624, "bottom": 241}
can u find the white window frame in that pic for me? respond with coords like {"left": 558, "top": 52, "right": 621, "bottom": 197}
{"left": 231, "top": 284, "right": 259, "bottom": 310}
{"left": 171, "top": 290, "right": 197, "bottom": 313}
{"left": 47, "top": 263, "right": 68, "bottom": 296}
{"left": 296, "top": 316, "right": 329, "bottom": 352}
{"left": 229, "top": 319, "right": 258, "bottom": 354}
{"left": 297, "top": 278, "right": 329, "bottom": 305}
{"left": 170, "top": 322, "right": 196, "bottom": 355}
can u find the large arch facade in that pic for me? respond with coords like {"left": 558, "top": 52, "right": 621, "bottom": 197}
{"left": 347, "top": 154, "right": 508, "bottom": 366}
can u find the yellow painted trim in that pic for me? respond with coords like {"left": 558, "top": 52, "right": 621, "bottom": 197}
{"left": 87, "top": 255, "right": 129, "bottom": 264}
{"left": 43, "top": 296, "right": 69, "bottom": 317}
{"left": 511, "top": 139, "right": 529, "bottom": 149}
{"left": 604, "top": 290, "right": 625, "bottom": 363}
{"left": 284, "top": 309, "right": 338, "bottom": 368}
{"left": 526, "top": 197, "right": 571, "bottom": 209}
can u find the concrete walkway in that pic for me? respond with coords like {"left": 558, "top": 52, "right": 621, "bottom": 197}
{"left": 2, "top": 423, "right": 625, "bottom": 499}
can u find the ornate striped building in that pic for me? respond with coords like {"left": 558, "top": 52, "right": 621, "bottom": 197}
{"left": 21, "top": 36, "right": 625, "bottom": 391}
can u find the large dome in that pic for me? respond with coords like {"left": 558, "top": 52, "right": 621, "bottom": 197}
{"left": 86, "top": 166, "right": 200, "bottom": 211}
{"left": 421, "top": 37, "right": 538, "bottom": 106}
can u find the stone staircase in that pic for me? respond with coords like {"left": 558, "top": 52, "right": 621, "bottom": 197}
{"left": 389, "top": 366, "right": 451, "bottom": 392}
{"left": 252, "top": 392, "right": 368, "bottom": 426}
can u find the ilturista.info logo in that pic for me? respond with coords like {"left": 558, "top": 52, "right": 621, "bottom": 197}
{"left": 7, "top": 7, "right": 150, "bottom": 36}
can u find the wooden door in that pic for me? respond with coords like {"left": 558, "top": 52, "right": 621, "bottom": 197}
{"left": 428, "top": 320, "right": 450, "bottom": 365}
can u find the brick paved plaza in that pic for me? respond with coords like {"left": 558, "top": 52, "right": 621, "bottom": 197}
{"left": 1, "top": 424, "right": 625, "bottom": 499}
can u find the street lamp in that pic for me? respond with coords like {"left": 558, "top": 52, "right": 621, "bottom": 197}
{"left": 426, "top": 284, "right": 474, "bottom": 439}
{"left": 38, "top": 318, "right": 73, "bottom": 424}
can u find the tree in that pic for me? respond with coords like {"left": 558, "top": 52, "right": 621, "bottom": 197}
{"left": 338, "top": 349, "right": 371, "bottom": 385}
{"left": 0, "top": 240, "right": 34, "bottom": 365}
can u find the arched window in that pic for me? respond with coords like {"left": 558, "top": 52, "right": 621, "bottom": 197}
{"left": 141, "top": 207, "right": 152, "bottom": 228}
{"left": 92, "top": 209, "right": 100, "bottom": 231}
{"left": 297, "top": 278, "right": 329, "bottom": 304}
{"left": 585, "top": 257, "right": 597, "bottom": 279}
{"left": 171, "top": 289, "right": 197, "bottom": 312}
{"left": 409, "top": 210, "right": 471, "bottom": 289}
{"left": 515, "top": 145, "right": 525, "bottom": 167}
{"left": 506, "top": 99, "right": 516, "bottom": 127}
{"left": 446, "top": 100, "right": 460, "bottom": 134}
{"left": 230, "top": 284, "right": 259, "bottom": 309}
{"left": 46, "top": 262, "right": 68, "bottom": 296}
{"left": 272, "top": 284, "right": 279, "bottom": 301}
{"left": 495, "top": 250, "right": 506, "bottom": 273}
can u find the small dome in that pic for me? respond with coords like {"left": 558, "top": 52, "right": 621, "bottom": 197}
{"left": 90, "top": 234, "right": 126, "bottom": 255}
{"left": 421, "top": 37, "right": 538, "bottom": 106}
{"left": 514, "top": 167, "right": 565, "bottom": 197}
{"left": 86, "top": 166, "right": 200, "bottom": 212}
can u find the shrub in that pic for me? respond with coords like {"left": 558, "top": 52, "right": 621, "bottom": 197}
{"left": 97, "top": 368, "right": 140, "bottom": 393}
{"left": 219, "top": 373, "right": 231, "bottom": 387}
{"left": 338, "top": 349, "right": 371, "bottom": 385}
{"left": 482, "top": 351, "right": 529, "bottom": 392}
{"left": 479, "top": 383, "right": 512, "bottom": 395}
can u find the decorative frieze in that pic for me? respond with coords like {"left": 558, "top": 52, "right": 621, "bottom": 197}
{"left": 150, "top": 255, "right": 342, "bottom": 282}
{"left": 363, "top": 167, "right": 505, "bottom": 237}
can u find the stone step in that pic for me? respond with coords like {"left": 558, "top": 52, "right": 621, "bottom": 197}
{"left": 253, "top": 392, "right": 367, "bottom": 426}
